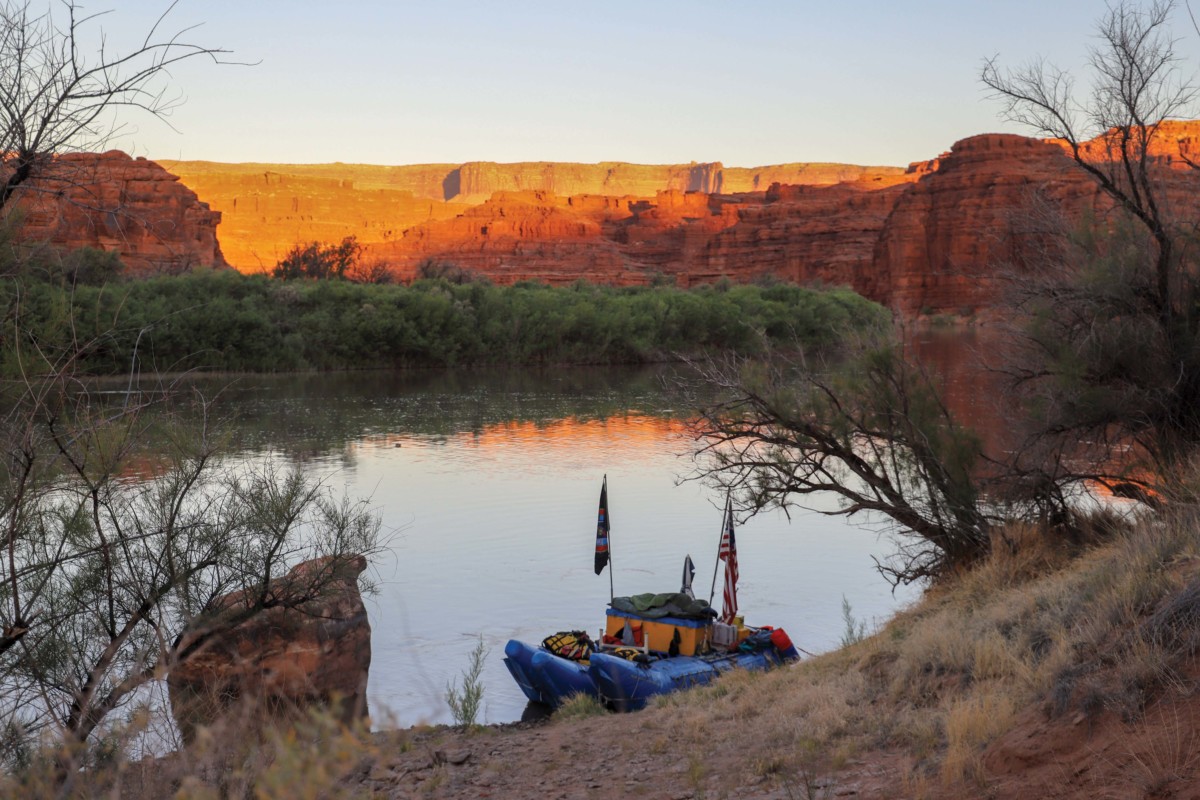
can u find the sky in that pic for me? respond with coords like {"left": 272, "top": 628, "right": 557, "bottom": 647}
{"left": 88, "top": 1, "right": 1200, "bottom": 168}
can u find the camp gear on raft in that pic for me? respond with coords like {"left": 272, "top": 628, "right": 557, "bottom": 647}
{"left": 609, "top": 592, "right": 717, "bottom": 620}
{"left": 541, "top": 630, "right": 594, "bottom": 661}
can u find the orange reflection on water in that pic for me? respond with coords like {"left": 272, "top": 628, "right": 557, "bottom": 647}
{"left": 355, "top": 414, "right": 686, "bottom": 452}
{"left": 116, "top": 453, "right": 174, "bottom": 483}
{"left": 461, "top": 415, "right": 685, "bottom": 446}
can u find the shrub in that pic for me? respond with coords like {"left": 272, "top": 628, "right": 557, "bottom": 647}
{"left": 0, "top": 270, "right": 888, "bottom": 375}
{"left": 446, "top": 636, "right": 488, "bottom": 729}
{"left": 272, "top": 237, "right": 362, "bottom": 280}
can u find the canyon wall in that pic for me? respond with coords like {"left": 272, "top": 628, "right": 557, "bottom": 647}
{"left": 164, "top": 159, "right": 908, "bottom": 275}
{"left": 873, "top": 126, "right": 1200, "bottom": 315}
{"left": 15, "top": 121, "right": 1174, "bottom": 316}
{"left": 164, "top": 166, "right": 469, "bottom": 270}
{"left": 167, "top": 159, "right": 906, "bottom": 204}
{"left": 364, "top": 178, "right": 919, "bottom": 292}
{"left": 10, "top": 151, "right": 227, "bottom": 275}
{"left": 442, "top": 160, "right": 906, "bottom": 203}
{"left": 358, "top": 126, "right": 1200, "bottom": 315}
{"left": 870, "top": 134, "right": 1105, "bottom": 316}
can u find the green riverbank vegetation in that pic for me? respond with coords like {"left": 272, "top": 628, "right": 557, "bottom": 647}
{"left": 1, "top": 262, "right": 888, "bottom": 376}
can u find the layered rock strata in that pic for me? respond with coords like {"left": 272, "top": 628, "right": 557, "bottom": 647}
{"left": 870, "top": 134, "right": 1104, "bottom": 316}
{"left": 366, "top": 177, "right": 919, "bottom": 290}
{"left": 164, "top": 166, "right": 470, "bottom": 269}
{"left": 164, "top": 159, "right": 907, "bottom": 274}
{"left": 143, "top": 120, "right": 1200, "bottom": 316}
{"left": 8, "top": 151, "right": 226, "bottom": 275}
{"left": 874, "top": 127, "right": 1200, "bottom": 315}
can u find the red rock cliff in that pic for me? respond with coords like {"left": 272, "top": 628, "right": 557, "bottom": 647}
{"left": 9, "top": 151, "right": 227, "bottom": 275}
{"left": 364, "top": 176, "right": 919, "bottom": 290}
{"left": 165, "top": 159, "right": 906, "bottom": 273}
{"left": 161, "top": 165, "right": 468, "bottom": 270}
{"left": 156, "top": 122, "right": 1200, "bottom": 316}
{"left": 871, "top": 134, "right": 1107, "bottom": 316}
{"left": 873, "top": 126, "right": 1200, "bottom": 316}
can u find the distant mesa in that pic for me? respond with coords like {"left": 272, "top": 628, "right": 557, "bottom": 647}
{"left": 12, "top": 123, "right": 1200, "bottom": 318}
{"left": 158, "top": 157, "right": 914, "bottom": 292}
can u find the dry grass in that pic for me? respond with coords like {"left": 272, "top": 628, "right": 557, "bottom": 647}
{"left": 0, "top": 705, "right": 382, "bottom": 800}
{"left": 1126, "top": 703, "right": 1200, "bottom": 795}
{"left": 940, "top": 690, "right": 1016, "bottom": 786}
{"left": 554, "top": 692, "right": 608, "bottom": 721}
{"left": 645, "top": 506, "right": 1200, "bottom": 792}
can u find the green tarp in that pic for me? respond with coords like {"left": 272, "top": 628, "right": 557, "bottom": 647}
{"left": 610, "top": 592, "right": 717, "bottom": 620}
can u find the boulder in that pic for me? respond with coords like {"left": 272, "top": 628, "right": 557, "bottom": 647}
{"left": 168, "top": 555, "right": 371, "bottom": 740}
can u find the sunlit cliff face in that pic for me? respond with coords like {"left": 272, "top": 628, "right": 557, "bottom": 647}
{"left": 7, "top": 152, "right": 227, "bottom": 275}
{"left": 153, "top": 122, "right": 1200, "bottom": 319}
{"left": 161, "top": 160, "right": 911, "bottom": 282}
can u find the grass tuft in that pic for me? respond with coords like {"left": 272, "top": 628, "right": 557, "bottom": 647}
{"left": 555, "top": 693, "right": 609, "bottom": 721}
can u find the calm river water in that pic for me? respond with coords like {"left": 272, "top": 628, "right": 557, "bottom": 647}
{"left": 186, "top": 365, "right": 922, "bottom": 726}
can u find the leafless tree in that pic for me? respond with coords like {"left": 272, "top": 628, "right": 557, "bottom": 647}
{"left": 685, "top": 333, "right": 991, "bottom": 585}
{"left": 982, "top": 0, "right": 1197, "bottom": 326}
{"left": 983, "top": 0, "right": 1200, "bottom": 480}
{"left": 0, "top": 0, "right": 229, "bottom": 210}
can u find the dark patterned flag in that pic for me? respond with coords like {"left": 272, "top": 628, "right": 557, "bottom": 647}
{"left": 718, "top": 497, "right": 738, "bottom": 624}
{"left": 594, "top": 477, "right": 610, "bottom": 575}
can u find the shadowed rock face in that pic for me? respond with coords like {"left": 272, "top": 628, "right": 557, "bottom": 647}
{"left": 6, "top": 151, "right": 227, "bottom": 275}
{"left": 167, "top": 555, "right": 370, "bottom": 741}
{"left": 870, "top": 134, "right": 1105, "bottom": 316}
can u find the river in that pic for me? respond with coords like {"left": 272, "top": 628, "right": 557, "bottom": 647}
{"left": 171, "top": 365, "right": 923, "bottom": 726}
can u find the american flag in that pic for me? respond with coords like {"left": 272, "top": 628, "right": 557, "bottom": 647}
{"left": 719, "top": 497, "right": 738, "bottom": 624}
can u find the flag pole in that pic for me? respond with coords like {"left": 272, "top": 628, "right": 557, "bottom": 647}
{"left": 606, "top": 474, "right": 614, "bottom": 603}
{"left": 709, "top": 491, "right": 730, "bottom": 607}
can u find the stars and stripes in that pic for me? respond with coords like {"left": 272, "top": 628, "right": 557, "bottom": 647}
{"left": 718, "top": 496, "right": 738, "bottom": 624}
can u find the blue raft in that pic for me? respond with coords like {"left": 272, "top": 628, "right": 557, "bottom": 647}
{"left": 503, "top": 626, "right": 798, "bottom": 712}
{"left": 503, "top": 639, "right": 594, "bottom": 706}
{"left": 588, "top": 646, "right": 787, "bottom": 712}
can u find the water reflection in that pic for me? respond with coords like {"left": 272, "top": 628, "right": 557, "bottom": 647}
{"left": 909, "top": 327, "right": 1022, "bottom": 462}
{"left": 185, "top": 365, "right": 707, "bottom": 465}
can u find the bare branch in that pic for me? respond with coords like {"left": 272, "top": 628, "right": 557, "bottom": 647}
{"left": 682, "top": 332, "right": 991, "bottom": 585}
{"left": 0, "top": 0, "right": 235, "bottom": 210}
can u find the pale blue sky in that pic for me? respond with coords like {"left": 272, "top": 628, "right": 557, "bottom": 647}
{"left": 94, "top": 1, "right": 1200, "bottom": 167}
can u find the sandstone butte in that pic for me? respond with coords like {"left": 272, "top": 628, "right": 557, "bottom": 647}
{"left": 5, "top": 150, "right": 227, "bottom": 275}
{"left": 12, "top": 123, "right": 1200, "bottom": 316}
